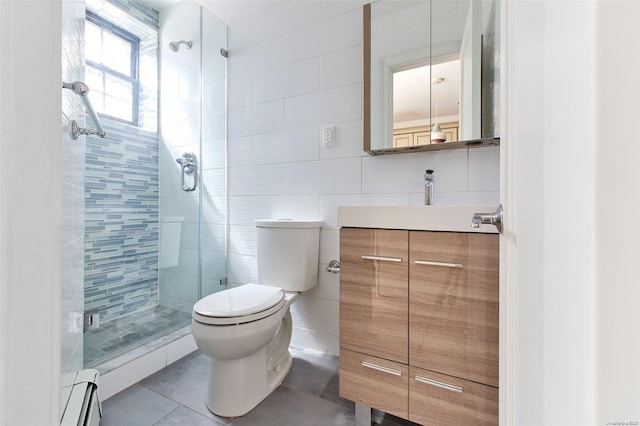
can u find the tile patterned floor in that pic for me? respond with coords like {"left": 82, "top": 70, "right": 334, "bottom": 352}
{"left": 101, "top": 347, "right": 419, "bottom": 426}
{"left": 84, "top": 305, "right": 192, "bottom": 367}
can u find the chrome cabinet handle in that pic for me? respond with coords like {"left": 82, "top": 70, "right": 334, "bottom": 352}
{"left": 361, "top": 255, "right": 403, "bottom": 263}
{"left": 361, "top": 361, "right": 402, "bottom": 376}
{"left": 414, "top": 376, "right": 463, "bottom": 393}
{"left": 414, "top": 260, "right": 463, "bottom": 268}
{"left": 471, "top": 204, "right": 503, "bottom": 233}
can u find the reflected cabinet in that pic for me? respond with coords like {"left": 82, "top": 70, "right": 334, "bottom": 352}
{"left": 339, "top": 227, "right": 499, "bottom": 425}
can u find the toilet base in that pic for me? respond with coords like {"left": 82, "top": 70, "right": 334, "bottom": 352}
{"left": 202, "top": 309, "right": 295, "bottom": 418}
{"left": 205, "top": 344, "right": 292, "bottom": 417}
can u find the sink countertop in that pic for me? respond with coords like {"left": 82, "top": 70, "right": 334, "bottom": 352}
{"left": 337, "top": 205, "right": 499, "bottom": 233}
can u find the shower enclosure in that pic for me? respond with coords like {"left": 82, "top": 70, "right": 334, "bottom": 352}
{"left": 82, "top": 0, "right": 227, "bottom": 368}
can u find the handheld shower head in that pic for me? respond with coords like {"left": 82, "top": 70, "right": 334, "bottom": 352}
{"left": 169, "top": 40, "right": 193, "bottom": 52}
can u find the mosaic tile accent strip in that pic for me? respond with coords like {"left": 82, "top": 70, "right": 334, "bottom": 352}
{"left": 85, "top": 120, "right": 159, "bottom": 322}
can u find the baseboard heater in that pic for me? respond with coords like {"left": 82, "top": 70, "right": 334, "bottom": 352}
{"left": 61, "top": 369, "right": 102, "bottom": 426}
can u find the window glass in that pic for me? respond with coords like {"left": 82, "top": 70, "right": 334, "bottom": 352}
{"left": 85, "top": 21, "right": 102, "bottom": 64}
{"left": 104, "top": 75, "right": 133, "bottom": 121}
{"left": 86, "top": 12, "right": 139, "bottom": 125}
{"left": 86, "top": 67, "right": 105, "bottom": 111}
{"left": 102, "top": 31, "right": 131, "bottom": 75}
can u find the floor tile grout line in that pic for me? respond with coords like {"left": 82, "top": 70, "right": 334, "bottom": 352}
{"left": 280, "top": 375, "right": 331, "bottom": 398}
{"left": 140, "top": 385, "right": 229, "bottom": 425}
{"left": 150, "top": 405, "right": 181, "bottom": 426}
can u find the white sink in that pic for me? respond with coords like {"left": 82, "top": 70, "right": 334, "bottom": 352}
{"left": 337, "top": 205, "right": 499, "bottom": 233}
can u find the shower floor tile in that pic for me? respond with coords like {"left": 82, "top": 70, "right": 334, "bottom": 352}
{"left": 101, "top": 347, "right": 419, "bottom": 426}
{"left": 84, "top": 305, "right": 192, "bottom": 368}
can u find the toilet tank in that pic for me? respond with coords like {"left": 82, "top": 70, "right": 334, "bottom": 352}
{"left": 256, "top": 219, "right": 322, "bottom": 292}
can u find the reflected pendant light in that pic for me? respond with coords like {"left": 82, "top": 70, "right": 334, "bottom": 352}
{"left": 431, "top": 77, "right": 446, "bottom": 143}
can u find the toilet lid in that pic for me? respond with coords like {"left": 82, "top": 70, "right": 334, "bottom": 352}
{"left": 192, "top": 284, "right": 285, "bottom": 325}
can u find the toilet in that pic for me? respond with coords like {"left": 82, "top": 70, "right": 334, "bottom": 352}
{"left": 191, "top": 219, "right": 322, "bottom": 418}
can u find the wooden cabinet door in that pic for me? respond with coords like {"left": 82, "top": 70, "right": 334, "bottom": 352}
{"left": 409, "top": 366, "right": 498, "bottom": 425}
{"left": 340, "top": 228, "right": 409, "bottom": 364}
{"left": 409, "top": 231, "right": 499, "bottom": 387}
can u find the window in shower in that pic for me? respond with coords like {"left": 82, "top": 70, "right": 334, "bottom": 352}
{"left": 85, "top": 11, "right": 140, "bottom": 125}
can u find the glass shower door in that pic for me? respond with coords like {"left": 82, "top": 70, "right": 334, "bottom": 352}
{"left": 158, "top": 0, "right": 227, "bottom": 315}
{"left": 199, "top": 6, "right": 228, "bottom": 299}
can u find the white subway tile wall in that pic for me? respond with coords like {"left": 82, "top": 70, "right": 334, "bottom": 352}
{"left": 222, "top": 1, "right": 500, "bottom": 355}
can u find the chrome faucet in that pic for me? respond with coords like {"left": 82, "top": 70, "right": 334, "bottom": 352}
{"left": 424, "top": 169, "right": 434, "bottom": 205}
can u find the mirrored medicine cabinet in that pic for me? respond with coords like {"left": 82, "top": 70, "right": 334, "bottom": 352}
{"left": 364, "top": 0, "right": 501, "bottom": 155}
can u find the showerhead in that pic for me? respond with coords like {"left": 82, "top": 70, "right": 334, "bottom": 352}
{"left": 169, "top": 40, "right": 193, "bottom": 52}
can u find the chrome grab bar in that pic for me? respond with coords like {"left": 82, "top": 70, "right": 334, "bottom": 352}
{"left": 414, "top": 375, "right": 463, "bottom": 393}
{"left": 361, "top": 255, "right": 402, "bottom": 263}
{"left": 176, "top": 152, "right": 198, "bottom": 192}
{"left": 361, "top": 361, "right": 402, "bottom": 377}
{"left": 414, "top": 260, "right": 463, "bottom": 268}
{"left": 62, "top": 81, "right": 107, "bottom": 139}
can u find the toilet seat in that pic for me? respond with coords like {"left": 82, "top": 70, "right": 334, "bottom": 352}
{"left": 193, "top": 284, "right": 285, "bottom": 325}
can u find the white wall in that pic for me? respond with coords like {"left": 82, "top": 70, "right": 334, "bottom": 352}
{"left": 215, "top": 0, "right": 500, "bottom": 355}
{"left": 593, "top": 1, "right": 640, "bottom": 423}
{"left": 506, "top": 0, "right": 640, "bottom": 424}
{"left": 507, "top": 1, "right": 596, "bottom": 423}
{"left": 0, "top": 2, "right": 63, "bottom": 425}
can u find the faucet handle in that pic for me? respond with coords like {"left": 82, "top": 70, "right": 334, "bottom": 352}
{"left": 471, "top": 205, "right": 503, "bottom": 233}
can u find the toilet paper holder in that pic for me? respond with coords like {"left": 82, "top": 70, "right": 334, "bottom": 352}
{"left": 325, "top": 260, "right": 340, "bottom": 273}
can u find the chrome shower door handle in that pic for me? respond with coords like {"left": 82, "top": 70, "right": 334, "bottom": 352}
{"left": 471, "top": 204, "right": 503, "bottom": 233}
{"left": 176, "top": 152, "right": 198, "bottom": 192}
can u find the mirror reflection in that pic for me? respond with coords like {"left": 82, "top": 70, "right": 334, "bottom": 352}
{"left": 392, "top": 59, "right": 461, "bottom": 147}
{"left": 365, "top": 0, "right": 500, "bottom": 154}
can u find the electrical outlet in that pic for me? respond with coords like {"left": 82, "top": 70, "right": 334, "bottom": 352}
{"left": 322, "top": 126, "right": 335, "bottom": 148}
{"left": 71, "top": 312, "right": 83, "bottom": 333}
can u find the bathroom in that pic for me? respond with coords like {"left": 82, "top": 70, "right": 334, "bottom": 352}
{"left": 1, "top": 0, "right": 639, "bottom": 425}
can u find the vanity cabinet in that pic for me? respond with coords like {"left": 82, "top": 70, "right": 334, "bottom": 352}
{"left": 339, "top": 227, "right": 499, "bottom": 425}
